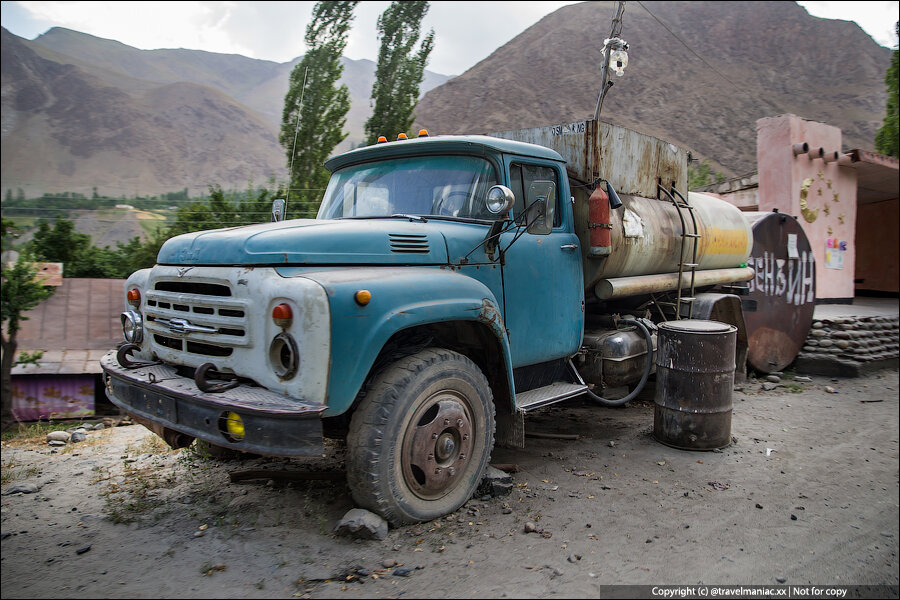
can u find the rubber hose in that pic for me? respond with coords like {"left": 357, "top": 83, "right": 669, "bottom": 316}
{"left": 585, "top": 318, "right": 654, "bottom": 407}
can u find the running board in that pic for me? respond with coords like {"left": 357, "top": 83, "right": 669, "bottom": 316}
{"left": 515, "top": 382, "right": 589, "bottom": 412}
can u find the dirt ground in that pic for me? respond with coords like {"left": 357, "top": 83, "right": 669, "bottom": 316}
{"left": 2, "top": 368, "right": 898, "bottom": 598}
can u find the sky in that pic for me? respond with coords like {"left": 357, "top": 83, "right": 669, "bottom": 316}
{"left": 1, "top": 1, "right": 898, "bottom": 75}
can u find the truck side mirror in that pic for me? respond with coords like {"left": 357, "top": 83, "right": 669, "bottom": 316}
{"left": 485, "top": 185, "right": 515, "bottom": 218}
{"left": 272, "top": 198, "right": 286, "bottom": 222}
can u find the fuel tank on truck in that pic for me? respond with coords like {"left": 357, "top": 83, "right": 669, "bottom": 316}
{"left": 492, "top": 120, "right": 753, "bottom": 297}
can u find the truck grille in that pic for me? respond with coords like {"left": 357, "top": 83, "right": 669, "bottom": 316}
{"left": 144, "top": 278, "right": 250, "bottom": 358}
{"left": 389, "top": 233, "right": 430, "bottom": 254}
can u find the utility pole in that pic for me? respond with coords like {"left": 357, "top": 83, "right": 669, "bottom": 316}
{"left": 593, "top": 1, "right": 629, "bottom": 121}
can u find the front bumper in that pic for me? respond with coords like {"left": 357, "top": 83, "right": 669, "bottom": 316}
{"left": 101, "top": 352, "right": 326, "bottom": 456}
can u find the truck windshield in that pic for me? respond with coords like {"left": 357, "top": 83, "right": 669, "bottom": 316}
{"left": 317, "top": 155, "right": 499, "bottom": 221}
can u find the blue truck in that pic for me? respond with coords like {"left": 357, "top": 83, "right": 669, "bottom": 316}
{"left": 101, "top": 119, "right": 756, "bottom": 525}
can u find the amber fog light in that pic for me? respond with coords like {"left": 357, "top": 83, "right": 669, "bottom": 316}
{"left": 269, "top": 332, "right": 299, "bottom": 379}
{"left": 121, "top": 310, "right": 143, "bottom": 343}
{"left": 219, "top": 411, "right": 245, "bottom": 442}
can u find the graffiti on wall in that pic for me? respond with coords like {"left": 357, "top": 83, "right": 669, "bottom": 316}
{"left": 747, "top": 249, "right": 815, "bottom": 305}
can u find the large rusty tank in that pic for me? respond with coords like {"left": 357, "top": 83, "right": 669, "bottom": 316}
{"left": 493, "top": 120, "right": 754, "bottom": 301}
{"left": 735, "top": 210, "right": 816, "bottom": 373}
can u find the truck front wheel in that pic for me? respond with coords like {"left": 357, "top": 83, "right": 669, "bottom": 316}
{"left": 347, "top": 348, "right": 496, "bottom": 526}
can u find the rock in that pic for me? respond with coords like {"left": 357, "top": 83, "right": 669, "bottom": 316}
{"left": 794, "top": 376, "right": 812, "bottom": 382}
{"left": 48, "top": 440, "right": 67, "bottom": 447}
{"left": 762, "top": 383, "right": 778, "bottom": 391}
{"left": 776, "top": 577, "right": 787, "bottom": 583}
{"left": 382, "top": 559, "right": 399, "bottom": 569}
{"left": 765, "top": 375, "right": 781, "bottom": 383}
{"left": 2, "top": 483, "right": 40, "bottom": 495}
{"left": 333, "top": 508, "right": 388, "bottom": 541}
{"left": 524, "top": 522, "right": 538, "bottom": 533}
{"left": 76, "top": 545, "right": 92, "bottom": 555}
{"left": 46, "top": 431, "right": 70, "bottom": 443}
{"left": 478, "top": 466, "right": 513, "bottom": 498}
{"left": 70, "top": 431, "right": 88, "bottom": 443}
{"left": 392, "top": 566, "right": 414, "bottom": 577}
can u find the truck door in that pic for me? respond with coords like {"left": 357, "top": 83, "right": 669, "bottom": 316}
{"left": 500, "top": 160, "right": 584, "bottom": 368}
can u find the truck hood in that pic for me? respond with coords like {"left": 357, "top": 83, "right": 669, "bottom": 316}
{"left": 156, "top": 218, "right": 458, "bottom": 266}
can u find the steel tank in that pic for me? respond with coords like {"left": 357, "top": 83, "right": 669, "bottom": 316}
{"left": 572, "top": 189, "right": 753, "bottom": 295}
{"left": 653, "top": 319, "right": 737, "bottom": 450}
{"left": 741, "top": 211, "right": 816, "bottom": 373}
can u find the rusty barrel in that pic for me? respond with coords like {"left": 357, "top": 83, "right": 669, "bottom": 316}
{"left": 653, "top": 320, "right": 737, "bottom": 450}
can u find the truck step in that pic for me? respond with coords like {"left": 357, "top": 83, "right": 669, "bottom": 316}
{"left": 516, "top": 382, "right": 589, "bottom": 412}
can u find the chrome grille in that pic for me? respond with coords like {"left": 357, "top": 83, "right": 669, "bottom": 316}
{"left": 144, "top": 278, "right": 250, "bottom": 357}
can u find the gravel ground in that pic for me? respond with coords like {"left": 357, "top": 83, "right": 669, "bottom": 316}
{"left": 1, "top": 369, "right": 898, "bottom": 598}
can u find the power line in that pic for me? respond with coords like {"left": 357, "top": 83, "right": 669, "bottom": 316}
{"left": 636, "top": 1, "right": 744, "bottom": 92}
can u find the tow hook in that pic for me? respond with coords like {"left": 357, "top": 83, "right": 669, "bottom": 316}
{"left": 194, "top": 362, "right": 239, "bottom": 393}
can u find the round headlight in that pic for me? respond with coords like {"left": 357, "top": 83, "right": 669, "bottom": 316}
{"left": 486, "top": 185, "right": 515, "bottom": 215}
{"left": 268, "top": 332, "right": 299, "bottom": 379}
{"left": 121, "top": 310, "right": 143, "bottom": 343}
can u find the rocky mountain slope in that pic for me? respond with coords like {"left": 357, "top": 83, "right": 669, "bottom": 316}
{"left": 413, "top": 1, "right": 893, "bottom": 177}
{"left": 0, "top": 27, "right": 449, "bottom": 197}
{"left": 1, "top": 1, "right": 893, "bottom": 197}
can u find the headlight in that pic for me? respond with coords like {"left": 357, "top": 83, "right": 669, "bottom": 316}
{"left": 269, "top": 332, "right": 299, "bottom": 379}
{"left": 121, "top": 310, "right": 143, "bottom": 343}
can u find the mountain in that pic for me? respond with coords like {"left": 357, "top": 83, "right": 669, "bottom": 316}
{"left": 0, "top": 26, "right": 451, "bottom": 197}
{"left": 413, "top": 1, "right": 893, "bottom": 177}
{"left": 1, "top": 2, "right": 893, "bottom": 198}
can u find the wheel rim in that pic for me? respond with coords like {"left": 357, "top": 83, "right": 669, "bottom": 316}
{"left": 401, "top": 390, "right": 475, "bottom": 501}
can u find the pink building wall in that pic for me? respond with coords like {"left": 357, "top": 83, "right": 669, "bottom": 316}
{"left": 757, "top": 114, "right": 858, "bottom": 301}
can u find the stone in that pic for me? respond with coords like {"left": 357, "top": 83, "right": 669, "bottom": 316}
{"left": 333, "top": 508, "right": 388, "bottom": 541}
{"left": 70, "top": 431, "right": 88, "bottom": 443}
{"left": 478, "top": 466, "right": 514, "bottom": 498}
{"left": 765, "top": 375, "right": 781, "bottom": 383}
{"left": 46, "top": 431, "right": 70, "bottom": 443}
{"left": 2, "top": 483, "right": 40, "bottom": 495}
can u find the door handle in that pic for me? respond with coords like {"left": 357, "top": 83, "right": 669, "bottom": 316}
{"left": 560, "top": 244, "right": 578, "bottom": 250}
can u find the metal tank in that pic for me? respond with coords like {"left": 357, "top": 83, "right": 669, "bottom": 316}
{"left": 493, "top": 120, "right": 754, "bottom": 301}
{"left": 738, "top": 210, "right": 816, "bottom": 373}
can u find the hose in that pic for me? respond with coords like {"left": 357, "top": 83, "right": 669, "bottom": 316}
{"left": 585, "top": 317, "right": 654, "bottom": 407}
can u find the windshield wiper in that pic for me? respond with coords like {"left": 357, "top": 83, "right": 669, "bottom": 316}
{"left": 390, "top": 214, "right": 428, "bottom": 222}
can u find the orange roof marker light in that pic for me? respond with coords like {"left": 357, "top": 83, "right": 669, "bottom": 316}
{"left": 397, "top": 133, "right": 408, "bottom": 140}
{"left": 418, "top": 129, "right": 429, "bottom": 137}
{"left": 376, "top": 136, "right": 388, "bottom": 144}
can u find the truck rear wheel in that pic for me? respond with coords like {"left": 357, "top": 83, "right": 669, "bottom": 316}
{"left": 347, "top": 348, "right": 495, "bottom": 526}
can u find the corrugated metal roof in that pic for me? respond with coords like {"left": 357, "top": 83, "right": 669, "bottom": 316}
{"left": 12, "top": 278, "right": 125, "bottom": 375}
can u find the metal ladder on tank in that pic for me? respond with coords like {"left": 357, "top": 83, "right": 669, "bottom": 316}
{"left": 659, "top": 185, "right": 700, "bottom": 319}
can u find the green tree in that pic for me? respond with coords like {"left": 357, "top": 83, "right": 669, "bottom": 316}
{"left": 280, "top": 1, "right": 358, "bottom": 218}
{"left": 875, "top": 22, "right": 899, "bottom": 158}
{"left": 1, "top": 253, "right": 54, "bottom": 430}
{"left": 688, "top": 160, "right": 726, "bottom": 189}
{"left": 364, "top": 1, "right": 434, "bottom": 145}
{"left": 29, "top": 219, "right": 92, "bottom": 267}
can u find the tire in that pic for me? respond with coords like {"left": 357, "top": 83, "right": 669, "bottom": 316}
{"left": 347, "top": 348, "right": 496, "bottom": 526}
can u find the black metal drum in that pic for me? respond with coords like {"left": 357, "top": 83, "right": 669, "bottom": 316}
{"left": 653, "top": 320, "right": 737, "bottom": 450}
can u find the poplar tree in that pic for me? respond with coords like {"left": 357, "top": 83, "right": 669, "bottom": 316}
{"left": 364, "top": 1, "right": 434, "bottom": 145}
{"left": 875, "top": 23, "right": 898, "bottom": 158}
{"left": 280, "top": 1, "right": 358, "bottom": 217}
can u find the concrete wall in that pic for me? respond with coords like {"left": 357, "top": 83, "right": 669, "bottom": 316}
{"left": 757, "top": 115, "right": 858, "bottom": 301}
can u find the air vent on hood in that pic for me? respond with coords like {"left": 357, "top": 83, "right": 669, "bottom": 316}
{"left": 389, "top": 233, "right": 430, "bottom": 254}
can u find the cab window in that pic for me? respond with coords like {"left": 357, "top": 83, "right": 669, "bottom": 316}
{"left": 509, "top": 163, "right": 560, "bottom": 234}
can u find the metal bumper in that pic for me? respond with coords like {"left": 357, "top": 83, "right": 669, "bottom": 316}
{"left": 100, "top": 352, "right": 326, "bottom": 457}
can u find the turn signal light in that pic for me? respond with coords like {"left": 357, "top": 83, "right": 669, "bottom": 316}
{"left": 355, "top": 290, "right": 372, "bottom": 306}
{"left": 418, "top": 129, "right": 429, "bottom": 137}
{"left": 272, "top": 303, "right": 293, "bottom": 328}
{"left": 397, "top": 133, "right": 408, "bottom": 140}
{"left": 126, "top": 288, "right": 141, "bottom": 306}
{"left": 377, "top": 136, "right": 387, "bottom": 143}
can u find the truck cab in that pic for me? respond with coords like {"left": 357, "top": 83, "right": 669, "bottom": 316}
{"left": 102, "top": 134, "right": 587, "bottom": 525}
